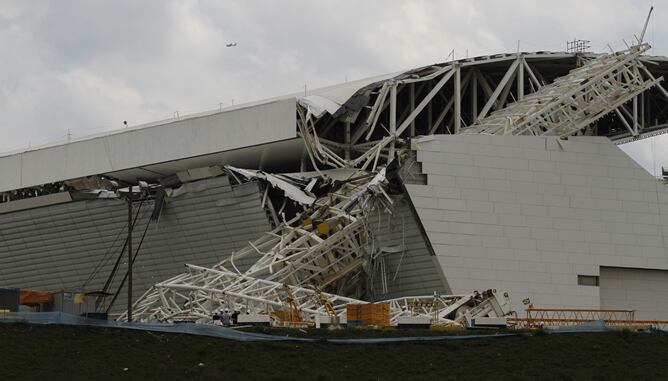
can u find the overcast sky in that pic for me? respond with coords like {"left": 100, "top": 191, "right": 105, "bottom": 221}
{"left": 0, "top": 0, "right": 666, "bottom": 175}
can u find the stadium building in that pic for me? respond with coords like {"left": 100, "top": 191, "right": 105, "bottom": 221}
{"left": 1, "top": 43, "right": 668, "bottom": 322}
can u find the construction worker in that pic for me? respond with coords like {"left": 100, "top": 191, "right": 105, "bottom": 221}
{"left": 221, "top": 309, "right": 232, "bottom": 326}
{"left": 231, "top": 310, "right": 240, "bottom": 325}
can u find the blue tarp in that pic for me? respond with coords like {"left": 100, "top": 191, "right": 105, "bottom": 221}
{"left": 548, "top": 320, "right": 615, "bottom": 333}
{"left": 326, "top": 333, "right": 521, "bottom": 344}
{"left": 0, "top": 312, "right": 312, "bottom": 342}
{"left": 0, "top": 312, "right": 622, "bottom": 343}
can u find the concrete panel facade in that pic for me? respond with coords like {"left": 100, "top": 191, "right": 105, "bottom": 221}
{"left": 0, "top": 98, "right": 297, "bottom": 192}
{"left": 0, "top": 176, "right": 271, "bottom": 314}
{"left": 406, "top": 134, "right": 668, "bottom": 316}
{"left": 0, "top": 175, "right": 447, "bottom": 314}
{"left": 600, "top": 267, "right": 668, "bottom": 320}
{"left": 368, "top": 195, "right": 449, "bottom": 299}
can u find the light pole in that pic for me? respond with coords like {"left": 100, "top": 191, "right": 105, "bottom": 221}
{"left": 127, "top": 186, "right": 133, "bottom": 322}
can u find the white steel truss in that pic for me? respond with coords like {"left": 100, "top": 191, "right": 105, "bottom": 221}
{"left": 121, "top": 265, "right": 364, "bottom": 322}
{"left": 123, "top": 168, "right": 394, "bottom": 322}
{"left": 293, "top": 44, "right": 668, "bottom": 174}
{"left": 122, "top": 262, "right": 511, "bottom": 326}
{"left": 462, "top": 44, "right": 661, "bottom": 137}
{"left": 120, "top": 46, "right": 662, "bottom": 327}
{"left": 383, "top": 289, "right": 511, "bottom": 326}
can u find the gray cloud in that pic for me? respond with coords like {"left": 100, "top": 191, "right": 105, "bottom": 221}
{"left": 0, "top": 0, "right": 666, "bottom": 173}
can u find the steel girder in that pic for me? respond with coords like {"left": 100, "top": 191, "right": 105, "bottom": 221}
{"left": 121, "top": 169, "right": 393, "bottom": 322}
{"left": 463, "top": 44, "right": 662, "bottom": 137}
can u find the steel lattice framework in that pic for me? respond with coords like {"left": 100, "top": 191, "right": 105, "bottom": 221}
{"left": 123, "top": 261, "right": 512, "bottom": 326}
{"left": 122, "top": 264, "right": 364, "bottom": 322}
{"left": 507, "top": 307, "right": 668, "bottom": 330}
{"left": 121, "top": 44, "right": 665, "bottom": 326}
{"left": 464, "top": 44, "right": 662, "bottom": 137}
{"left": 122, "top": 166, "right": 513, "bottom": 326}
{"left": 296, "top": 44, "right": 667, "bottom": 173}
{"left": 122, "top": 169, "right": 393, "bottom": 322}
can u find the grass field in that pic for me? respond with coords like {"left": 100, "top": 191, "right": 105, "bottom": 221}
{"left": 1, "top": 323, "right": 667, "bottom": 380}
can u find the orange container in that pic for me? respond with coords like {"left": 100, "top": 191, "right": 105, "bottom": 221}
{"left": 347, "top": 303, "right": 390, "bottom": 327}
{"left": 346, "top": 303, "right": 362, "bottom": 320}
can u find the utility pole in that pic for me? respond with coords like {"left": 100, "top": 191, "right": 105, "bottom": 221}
{"left": 127, "top": 186, "right": 133, "bottom": 322}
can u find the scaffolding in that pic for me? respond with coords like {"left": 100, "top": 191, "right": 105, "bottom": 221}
{"left": 566, "top": 39, "right": 591, "bottom": 53}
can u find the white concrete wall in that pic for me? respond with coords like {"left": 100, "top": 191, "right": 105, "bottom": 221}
{"left": 406, "top": 134, "right": 668, "bottom": 315}
{"left": 0, "top": 98, "right": 297, "bottom": 192}
{"left": 600, "top": 267, "right": 668, "bottom": 320}
{"left": 0, "top": 176, "right": 271, "bottom": 314}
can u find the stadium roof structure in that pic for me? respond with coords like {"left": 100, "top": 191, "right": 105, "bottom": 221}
{"left": 3, "top": 44, "right": 668, "bottom": 195}
{"left": 0, "top": 72, "right": 397, "bottom": 193}
{"left": 3, "top": 43, "right": 668, "bottom": 324}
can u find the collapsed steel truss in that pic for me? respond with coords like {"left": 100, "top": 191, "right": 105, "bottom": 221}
{"left": 296, "top": 44, "right": 668, "bottom": 173}
{"left": 123, "top": 165, "right": 513, "bottom": 325}
{"left": 382, "top": 290, "right": 511, "bottom": 326}
{"left": 123, "top": 168, "right": 394, "bottom": 322}
{"left": 124, "top": 261, "right": 511, "bottom": 326}
{"left": 123, "top": 44, "right": 665, "bottom": 326}
{"left": 465, "top": 44, "right": 662, "bottom": 137}
{"left": 123, "top": 265, "right": 363, "bottom": 322}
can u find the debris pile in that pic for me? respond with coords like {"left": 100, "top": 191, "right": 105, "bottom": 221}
{"left": 120, "top": 43, "right": 665, "bottom": 328}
